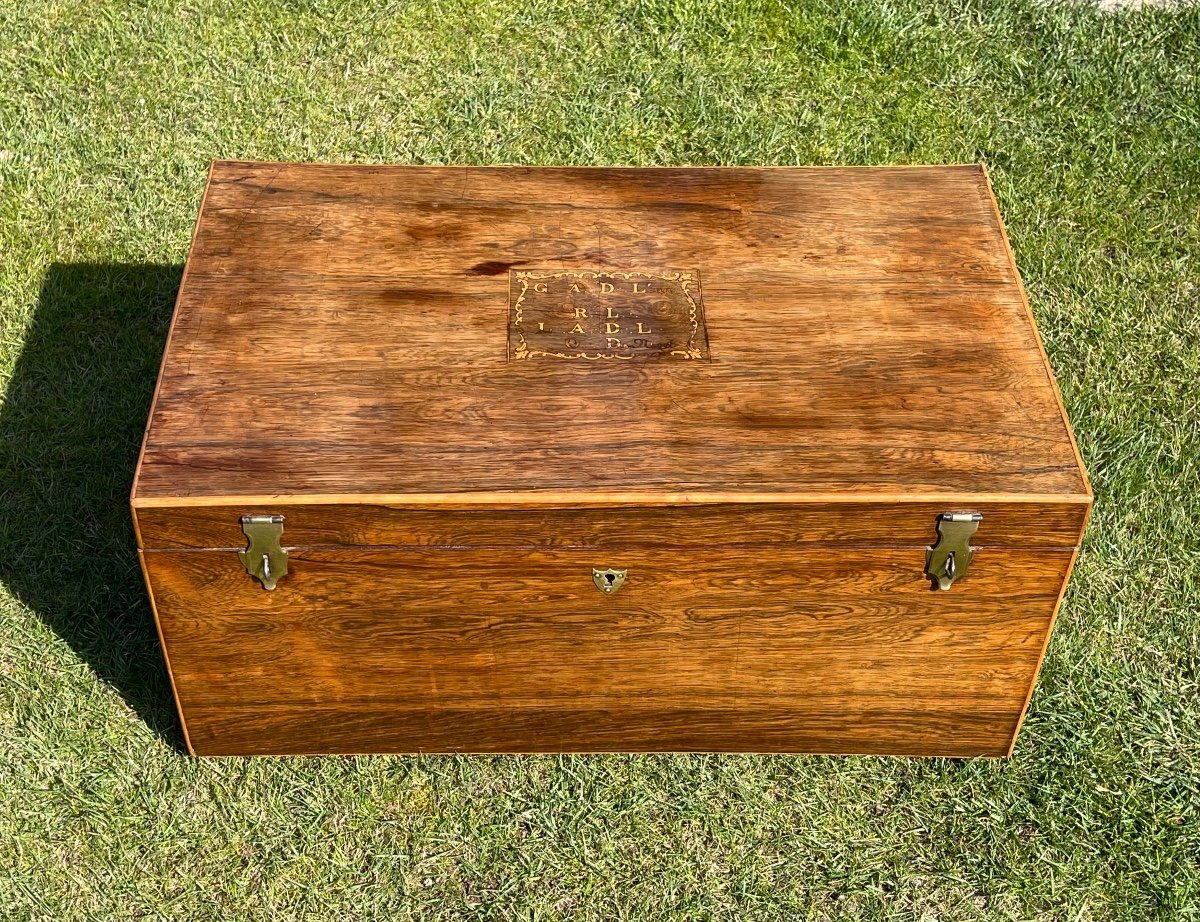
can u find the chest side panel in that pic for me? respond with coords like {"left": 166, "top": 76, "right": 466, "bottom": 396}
{"left": 143, "top": 544, "right": 1074, "bottom": 756}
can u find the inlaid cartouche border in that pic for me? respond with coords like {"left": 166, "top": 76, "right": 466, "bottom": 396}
{"left": 509, "top": 269, "right": 708, "bottom": 361}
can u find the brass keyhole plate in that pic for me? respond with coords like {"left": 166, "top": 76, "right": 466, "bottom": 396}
{"left": 592, "top": 567, "right": 627, "bottom": 595}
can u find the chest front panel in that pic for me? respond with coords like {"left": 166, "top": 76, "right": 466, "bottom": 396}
{"left": 142, "top": 536, "right": 1076, "bottom": 756}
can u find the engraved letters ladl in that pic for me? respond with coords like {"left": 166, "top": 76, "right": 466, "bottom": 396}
{"left": 508, "top": 269, "right": 709, "bottom": 361}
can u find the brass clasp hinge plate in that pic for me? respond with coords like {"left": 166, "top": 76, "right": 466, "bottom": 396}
{"left": 925, "top": 513, "right": 982, "bottom": 590}
{"left": 239, "top": 515, "right": 288, "bottom": 590}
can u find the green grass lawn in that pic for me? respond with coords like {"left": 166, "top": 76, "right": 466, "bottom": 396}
{"left": 1, "top": 0, "right": 1198, "bottom": 918}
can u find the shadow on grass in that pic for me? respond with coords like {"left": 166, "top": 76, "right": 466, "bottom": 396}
{"left": 0, "top": 263, "right": 185, "bottom": 751}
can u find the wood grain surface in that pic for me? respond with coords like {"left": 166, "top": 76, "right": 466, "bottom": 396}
{"left": 132, "top": 163, "right": 1089, "bottom": 504}
{"left": 143, "top": 544, "right": 1075, "bottom": 756}
{"left": 134, "top": 499, "right": 1089, "bottom": 551}
{"left": 185, "top": 705, "right": 1021, "bottom": 759}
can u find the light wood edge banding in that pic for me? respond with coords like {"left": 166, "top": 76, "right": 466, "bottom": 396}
{"left": 1005, "top": 502, "right": 1093, "bottom": 756}
{"left": 131, "top": 491, "right": 1097, "bottom": 510}
{"left": 129, "top": 159, "right": 219, "bottom": 535}
{"left": 136, "top": 549, "right": 196, "bottom": 756}
{"left": 979, "top": 163, "right": 1093, "bottom": 502}
{"left": 208, "top": 160, "right": 990, "bottom": 174}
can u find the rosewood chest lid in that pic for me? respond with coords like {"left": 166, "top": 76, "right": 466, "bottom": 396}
{"left": 133, "top": 162, "right": 1089, "bottom": 511}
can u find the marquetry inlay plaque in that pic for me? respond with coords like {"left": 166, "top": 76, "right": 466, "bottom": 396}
{"left": 508, "top": 269, "right": 709, "bottom": 361}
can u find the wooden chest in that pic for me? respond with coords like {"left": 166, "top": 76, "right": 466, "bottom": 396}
{"left": 133, "top": 162, "right": 1090, "bottom": 757}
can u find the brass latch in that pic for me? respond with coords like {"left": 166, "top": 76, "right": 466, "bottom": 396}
{"left": 925, "top": 513, "right": 982, "bottom": 590}
{"left": 239, "top": 515, "right": 288, "bottom": 590}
